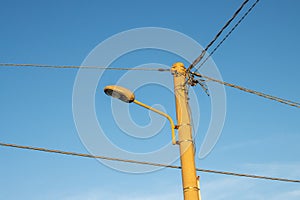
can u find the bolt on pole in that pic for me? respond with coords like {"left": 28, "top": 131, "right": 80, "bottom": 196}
{"left": 171, "top": 62, "right": 201, "bottom": 200}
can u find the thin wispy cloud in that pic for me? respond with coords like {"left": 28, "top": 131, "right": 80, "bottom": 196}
{"left": 62, "top": 187, "right": 181, "bottom": 200}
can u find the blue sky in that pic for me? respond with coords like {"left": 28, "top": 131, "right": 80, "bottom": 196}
{"left": 0, "top": 0, "right": 300, "bottom": 199}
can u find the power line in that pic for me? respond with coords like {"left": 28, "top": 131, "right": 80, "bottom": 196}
{"left": 1, "top": 141, "right": 299, "bottom": 183}
{"left": 195, "top": 0, "right": 261, "bottom": 71}
{"left": 196, "top": 168, "right": 300, "bottom": 183}
{"left": 2, "top": 63, "right": 299, "bottom": 109}
{"left": 192, "top": 72, "right": 300, "bottom": 109}
{"left": 188, "top": 0, "right": 251, "bottom": 72}
{"left": 0, "top": 63, "right": 170, "bottom": 72}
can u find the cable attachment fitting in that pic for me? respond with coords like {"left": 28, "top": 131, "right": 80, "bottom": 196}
{"left": 189, "top": 72, "right": 210, "bottom": 96}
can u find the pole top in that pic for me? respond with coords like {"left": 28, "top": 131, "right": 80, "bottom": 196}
{"left": 172, "top": 62, "right": 185, "bottom": 68}
{"left": 172, "top": 62, "right": 186, "bottom": 74}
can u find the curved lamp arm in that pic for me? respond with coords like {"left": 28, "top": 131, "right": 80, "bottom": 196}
{"left": 104, "top": 85, "right": 177, "bottom": 145}
{"left": 133, "top": 100, "right": 176, "bottom": 145}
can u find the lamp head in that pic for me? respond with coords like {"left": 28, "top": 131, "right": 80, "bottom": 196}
{"left": 104, "top": 85, "right": 135, "bottom": 103}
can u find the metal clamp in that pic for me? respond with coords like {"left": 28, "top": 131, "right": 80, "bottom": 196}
{"left": 176, "top": 123, "right": 191, "bottom": 128}
{"left": 183, "top": 186, "right": 200, "bottom": 192}
{"left": 176, "top": 139, "right": 194, "bottom": 145}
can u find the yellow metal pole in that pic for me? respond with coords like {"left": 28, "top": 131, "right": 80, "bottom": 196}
{"left": 171, "top": 62, "right": 201, "bottom": 200}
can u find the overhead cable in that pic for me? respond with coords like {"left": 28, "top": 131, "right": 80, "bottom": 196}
{"left": 188, "top": 0, "right": 251, "bottom": 72}
{"left": 195, "top": 0, "right": 261, "bottom": 71}
{"left": 1, "top": 63, "right": 299, "bottom": 109}
{"left": 0, "top": 63, "right": 170, "bottom": 72}
{"left": 1, "top": 142, "right": 299, "bottom": 183}
{"left": 192, "top": 72, "right": 300, "bottom": 109}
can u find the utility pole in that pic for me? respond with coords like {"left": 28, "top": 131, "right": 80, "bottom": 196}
{"left": 171, "top": 62, "right": 201, "bottom": 200}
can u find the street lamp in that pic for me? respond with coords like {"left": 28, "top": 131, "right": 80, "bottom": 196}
{"left": 104, "top": 63, "right": 201, "bottom": 200}
{"left": 104, "top": 85, "right": 176, "bottom": 144}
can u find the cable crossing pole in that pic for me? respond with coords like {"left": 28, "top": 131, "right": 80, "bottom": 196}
{"left": 171, "top": 62, "right": 201, "bottom": 200}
